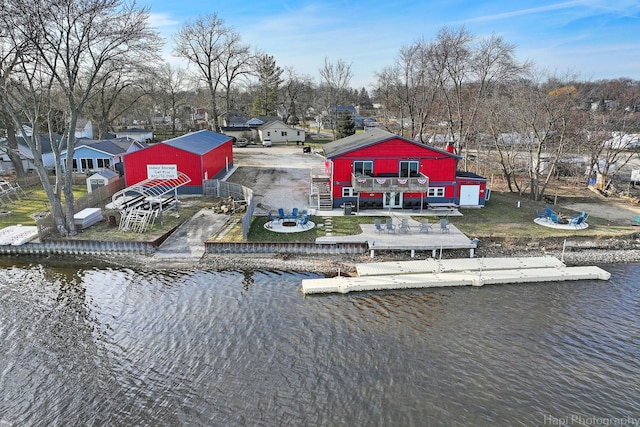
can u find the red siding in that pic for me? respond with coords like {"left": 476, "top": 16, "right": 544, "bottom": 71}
{"left": 330, "top": 138, "right": 458, "bottom": 196}
{"left": 202, "top": 141, "right": 233, "bottom": 179}
{"left": 124, "top": 145, "right": 202, "bottom": 186}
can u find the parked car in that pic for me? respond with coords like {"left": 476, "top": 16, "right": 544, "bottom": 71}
{"left": 262, "top": 138, "right": 272, "bottom": 147}
{"left": 236, "top": 138, "right": 248, "bottom": 147}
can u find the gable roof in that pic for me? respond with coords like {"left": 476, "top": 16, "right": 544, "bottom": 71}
{"left": 323, "top": 128, "right": 460, "bottom": 159}
{"left": 162, "top": 130, "right": 231, "bottom": 155}
{"left": 258, "top": 120, "right": 294, "bottom": 130}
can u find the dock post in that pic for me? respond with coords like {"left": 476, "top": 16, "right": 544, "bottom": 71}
{"left": 470, "top": 248, "right": 474, "bottom": 258}
{"left": 411, "top": 249, "right": 415, "bottom": 257}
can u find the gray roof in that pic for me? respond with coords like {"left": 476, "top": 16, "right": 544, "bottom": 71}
{"left": 82, "top": 139, "right": 127, "bottom": 155}
{"left": 323, "top": 128, "right": 458, "bottom": 159}
{"left": 162, "top": 130, "right": 231, "bottom": 155}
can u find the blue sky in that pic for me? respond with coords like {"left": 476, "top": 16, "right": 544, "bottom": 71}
{"left": 145, "top": 0, "right": 640, "bottom": 90}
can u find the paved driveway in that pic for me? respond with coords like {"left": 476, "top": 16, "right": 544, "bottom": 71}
{"left": 226, "top": 144, "right": 327, "bottom": 214}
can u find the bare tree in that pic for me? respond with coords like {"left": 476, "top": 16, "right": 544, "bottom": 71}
{"left": 318, "top": 57, "right": 352, "bottom": 139}
{"left": 430, "top": 27, "right": 528, "bottom": 168}
{"left": 0, "top": 0, "right": 161, "bottom": 236}
{"left": 174, "top": 13, "right": 251, "bottom": 131}
{"left": 373, "top": 66, "right": 403, "bottom": 134}
{"left": 279, "top": 67, "right": 314, "bottom": 127}
{"left": 154, "top": 63, "right": 191, "bottom": 136}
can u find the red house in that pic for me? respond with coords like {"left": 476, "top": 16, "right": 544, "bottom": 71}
{"left": 123, "top": 130, "right": 233, "bottom": 194}
{"left": 320, "top": 128, "right": 488, "bottom": 210}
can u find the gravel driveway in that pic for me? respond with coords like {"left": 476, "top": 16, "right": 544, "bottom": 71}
{"left": 226, "top": 144, "right": 327, "bottom": 215}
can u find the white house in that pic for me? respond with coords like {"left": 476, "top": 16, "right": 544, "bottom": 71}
{"left": 114, "top": 128, "right": 153, "bottom": 143}
{"left": 258, "top": 120, "right": 305, "bottom": 144}
{"left": 75, "top": 119, "right": 93, "bottom": 139}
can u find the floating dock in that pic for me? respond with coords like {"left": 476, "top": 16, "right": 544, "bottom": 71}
{"left": 301, "top": 256, "right": 611, "bottom": 295}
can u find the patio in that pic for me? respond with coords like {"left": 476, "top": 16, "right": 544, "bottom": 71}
{"left": 264, "top": 208, "right": 315, "bottom": 233}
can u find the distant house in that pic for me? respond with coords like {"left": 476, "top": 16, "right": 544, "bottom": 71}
{"left": 114, "top": 128, "right": 153, "bottom": 143}
{"left": 61, "top": 137, "right": 147, "bottom": 174}
{"left": 74, "top": 119, "right": 93, "bottom": 139}
{"left": 0, "top": 131, "right": 64, "bottom": 172}
{"left": 258, "top": 120, "right": 305, "bottom": 144}
{"left": 318, "top": 128, "right": 488, "bottom": 210}
{"left": 122, "top": 130, "right": 233, "bottom": 194}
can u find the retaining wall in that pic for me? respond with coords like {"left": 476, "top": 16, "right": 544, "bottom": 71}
{"left": 205, "top": 241, "right": 367, "bottom": 255}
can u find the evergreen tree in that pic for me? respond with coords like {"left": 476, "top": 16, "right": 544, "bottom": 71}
{"left": 251, "top": 54, "right": 283, "bottom": 116}
{"left": 336, "top": 110, "right": 356, "bottom": 139}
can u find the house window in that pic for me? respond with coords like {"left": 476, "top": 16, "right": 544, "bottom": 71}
{"left": 297, "top": 131, "right": 300, "bottom": 136}
{"left": 342, "top": 187, "right": 358, "bottom": 197}
{"left": 267, "top": 131, "right": 271, "bottom": 136}
{"left": 399, "top": 161, "right": 420, "bottom": 177}
{"left": 428, "top": 187, "right": 445, "bottom": 197}
{"left": 353, "top": 161, "right": 373, "bottom": 177}
{"left": 281, "top": 131, "right": 287, "bottom": 137}
{"left": 96, "top": 158, "right": 110, "bottom": 169}
{"left": 76, "top": 158, "right": 94, "bottom": 172}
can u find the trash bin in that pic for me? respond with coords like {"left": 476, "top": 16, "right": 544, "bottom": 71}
{"left": 343, "top": 203, "right": 352, "bottom": 216}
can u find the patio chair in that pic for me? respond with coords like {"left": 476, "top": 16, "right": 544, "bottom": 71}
{"left": 277, "top": 208, "right": 286, "bottom": 221}
{"left": 440, "top": 218, "right": 450, "bottom": 233}
{"left": 419, "top": 218, "right": 431, "bottom": 233}
{"left": 536, "top": 209, "right": 545, "bottom": 219}
{"left": 399, "top": 218, "right": 410, "bottom": 233}
{"left": 570, "top": 216, "right": 584, "bottom": 226}
{"left": 385, "top": 218, "right": 396, "bottom": 233}
{"left": 374, "top": 218, "right": 384, "bottom": 233}
{"left": 291, "top": 207, "right": 299, "bottom": 218}
{"left": 298, "top": 215, "right": 310, "bottom": 229}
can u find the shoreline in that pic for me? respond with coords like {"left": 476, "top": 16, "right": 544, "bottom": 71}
{"left": 86, "top": 241, "right": 640, "bottom": 276}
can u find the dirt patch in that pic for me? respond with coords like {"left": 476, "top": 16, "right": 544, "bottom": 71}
{"left": 227, "top": 145, "right": 326, "bottom": 214}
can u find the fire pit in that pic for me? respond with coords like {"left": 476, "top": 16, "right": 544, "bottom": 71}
{"left": 281, "top": 220, "right": 297, "bottom": 227}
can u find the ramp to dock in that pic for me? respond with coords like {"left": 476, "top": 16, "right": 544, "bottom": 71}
{"left": 301, "top": 257, "right": 610, "bottom": 295}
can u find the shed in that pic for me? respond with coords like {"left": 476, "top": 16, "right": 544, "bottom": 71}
{"left": 122, "top": 130, "right": 233, "bottom": 194}
{"left": 86, "top": 169, "right": 119, "bottom": 193}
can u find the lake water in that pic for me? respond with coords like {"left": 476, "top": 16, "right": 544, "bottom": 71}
{"left": 0, "top": 259, "right": 638, "bottom": 426}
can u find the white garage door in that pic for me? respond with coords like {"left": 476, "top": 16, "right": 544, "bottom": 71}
{"left": 459, "top": 185, "right": 480, "bottom": 206}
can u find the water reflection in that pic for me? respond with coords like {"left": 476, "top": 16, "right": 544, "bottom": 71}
{"left": 0, "top": 261, "right": 638, "bottom": 426}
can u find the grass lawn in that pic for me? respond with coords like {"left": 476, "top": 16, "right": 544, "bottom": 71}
{"left": 0, "top": 186, "right": 88, "bottom": 229}
{"left": 3, "top": 185, "right": 637, "bottom": 245}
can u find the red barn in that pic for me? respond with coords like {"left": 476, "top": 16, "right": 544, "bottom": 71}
{"left": 123, "top": 130, "right": 233, "bottom": 194}
{"left": 320, "top": 128, "right": 488, "bottom": 210}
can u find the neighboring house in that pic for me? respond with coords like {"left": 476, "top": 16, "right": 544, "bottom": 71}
{"left": 122, "top": 130, "right": 233, "bottom": 194}
{"left": 220, "top": 126, "right": 254, "bottom": 143}
{"left": 114, "top": 128, "right": 153, "bottom": 143}
{"left": 75, "top": 119, "right": 93, "bottom": 139}
{"left": 0, "top": 132, "right": 64, "bottom": 172}
{"left": 318, "top": 128, "right": 488, "bottom": 210}
{"left": 258, "top": 120, "right": 305, "bottom": 144}
{"left": 60, "top": 137, "right": 147, "bottom": 174}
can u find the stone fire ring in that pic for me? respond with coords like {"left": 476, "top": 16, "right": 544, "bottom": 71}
{"left": 264, "top": 219, "right": 315, "bottom": 233}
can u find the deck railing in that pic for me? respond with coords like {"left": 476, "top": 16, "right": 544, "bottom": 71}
{"left": 351, "top": 173, "right": 429, "bottom": 193}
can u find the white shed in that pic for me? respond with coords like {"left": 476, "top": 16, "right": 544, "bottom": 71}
{"left": 86, "top": 169, "right": 119, "bottom": 193}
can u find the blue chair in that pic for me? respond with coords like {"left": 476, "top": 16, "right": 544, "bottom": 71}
{"left": 291, "top": 207, "right": 298, "bottom": 219}
{"left": 440, "top": 218, "right": 450, "bottom": 233}
{"left": 298, "top": 215, "right": 310, "bottom": 229}
{"left": 545, "top": 206, "right": 553, "bottom": 218}
{"left": 277, "top": 208, "right": 286, "bottom": 221}
{"left": 374, "top": 218, "right": 384, "bottom": 233}
{"left": 536, "top": 209, "right": 545, "bottom": 219}
{"left": 571, "top": 216, "right": 584, "bottom": 226}
{"left": 419, "top": 218, "right": 431, "bottom": 233}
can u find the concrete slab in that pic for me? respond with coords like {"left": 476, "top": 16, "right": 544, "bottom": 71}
{"left": 154, "top": 209, "right": 229, "bottom": 260}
